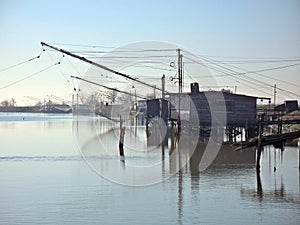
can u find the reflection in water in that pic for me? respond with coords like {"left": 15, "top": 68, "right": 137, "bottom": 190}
{"left": 177, "top": 171, "right": 183, "bottom": 225}
{"left": 1, "top": 115, "right": 300, "bottom": 225}
{"left": 74, "top": 115, "right": 257, "bottom": 185}
{"left": 74, "top": 116, "right": 300, "bottom": 223}
{"left": 241, "top": 148, "right": 300, "bottom": 207}
{"left": 120, "top": 157, "right": 125, "bottom": 168}
{"left": 256, "top": 170, "right": 263, "bottom": 202}
{"left": 242, "top": 171, "right": 294, "bottom": 204}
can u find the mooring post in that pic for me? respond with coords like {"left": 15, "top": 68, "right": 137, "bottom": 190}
{"left": 161, "top": 135, "right": 167, "bottom": 160}
{"left": 230, "top": 127, "right": 233, "bottom": 142}
{"left": 256, "top": 169, "right": 263, "bottom": 201}
{"left": 277, "top": 114, "right": 283, "bottom": 134}
{"left": 298, "top": 138, "right": 300, "bottom": 170}
{"left": 119, "top": 116, "right": 125, "bottom": 157}
{"left": 256, "top": 114, "right": 264, "bottom": 171}
{"left": 119, "top": 126, "right": 125, "bottom": 157}
{"left": 256, "top": 144, "right": 262, "bottom": 171}
{"left": 120, "top": 116, "right": 123, "bottom": 130}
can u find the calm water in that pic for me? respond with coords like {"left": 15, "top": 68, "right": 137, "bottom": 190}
{"left": 0, "top": 113, "right": 299, "bottom": 225}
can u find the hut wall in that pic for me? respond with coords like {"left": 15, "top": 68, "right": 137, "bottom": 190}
{"left": 222, "top": 93, "right": 257, "bottom": 127}
{"left": 170, "top": 91, "right": 257, "bottom": 128}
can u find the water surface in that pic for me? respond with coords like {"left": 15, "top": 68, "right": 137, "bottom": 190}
{"left": 0, "top": 113, "right": 299, "bottom": 224}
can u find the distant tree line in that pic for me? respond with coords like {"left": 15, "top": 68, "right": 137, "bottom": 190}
{"left": 0, "top": 98, "right": 16, "bottom": 107}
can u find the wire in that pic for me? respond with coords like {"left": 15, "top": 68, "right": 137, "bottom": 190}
{"left": 48, "top": 42, "right": 177, "bottom": 51}
{"left": 41, "top": 42, "right": 164, "bottom": 92}
{"left": 208, "top": 59, "right": 300, "bottom": 64}
{"left": 186, "top": 55, "right": 300, "bottom": 91}
{"left": 70, "top": 49, "right": 177, "bottom": 54}
{"left": 45, "top": 50, "right": 70, "bottom": 83}
{"left": 202, "top": 55, "right": 274, "bottom": 89}
{"left": 183, "top": 55, "right": 273, "bottom": 96}
{"left": 200, "top": 57, "right": 280, "bottom": 96}
{"left": 0, "top": 62, "right": 58, "bottom": 90}
{"left": 204, "top": 57, "right": 300, "bottom": 77}
{"left": 195, "top": 53, "right": 300, "bottom": 60}
{"left": 71, "top": 76, "right": 148, "bottom": 99}
{"left": 276, "top": 86, "right": 300, "bottom": 98}
{"left": 65, "top": 56, "right": 84, "bottom": 91}
{"left": 208, "top": 57, "right": 300, "bottom": 89}
{"left": 48, "top": 42, "right": 117, "bottom": 49}
{"left": 200, "top": 55, "right": 300, "bottom": 99}
{"left": 246, "top": 62, "right": 300, "bottom": 74}
{"left": 40, "top": 44, "right": 299, "bottom": 100}
{"left": 76, "top": 53, "right": 176, "bottom": 60}
{"left": 0, "top": 51, "right": 43, "bottom": 74}
{"left": 184, "top": 51, "right": 300, "bottom": 78}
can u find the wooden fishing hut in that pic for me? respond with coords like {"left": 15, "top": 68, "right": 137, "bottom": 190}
{"left": 147, "top": 82, "right": 259, "bottom": 142}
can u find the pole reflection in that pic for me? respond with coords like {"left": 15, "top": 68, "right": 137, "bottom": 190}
{"left": 240, "top": 148, "right": 299, "bottom": 206}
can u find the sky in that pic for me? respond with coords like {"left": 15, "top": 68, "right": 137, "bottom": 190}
{"left": 0, "top": 0, "right": 300, "bottom": 105}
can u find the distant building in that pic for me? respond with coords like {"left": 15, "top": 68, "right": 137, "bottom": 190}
{"left": 274, "top": 100, "right": 298, "bottom": 114}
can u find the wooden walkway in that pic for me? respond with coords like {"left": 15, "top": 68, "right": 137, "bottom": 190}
{"left": 234, "top": 130, "right": 300, "bottom": 151}
{"left": 234, "top": 117, "right": 300, "bottom": 170}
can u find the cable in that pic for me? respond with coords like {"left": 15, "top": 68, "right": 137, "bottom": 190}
{"left": 41, "top": 42, "right": 164, "bottom": 92}
{"left": 45, "top": 50, "right": 70, "bottom": 83}
{"left": 195, "top": 53, "right": 300, "bottom": 60}
{"left": 183, "top": 55, "right": 273, "bottom": 96}
{"left": 276, "top": 86, "right": 300, "bottom": 99}
{"left": 71, "top": 76, "right": 148, "bottom": 100}
{"left": 246, "top": 62, "right": 300, "bottom": 74}
{"left": 201, "top": 57, "right": 279, "bottom": 96}
{"left": 79, "top": 52, "right": 177, "bottom": 59}
{"left": 48, "top": 42, "right": 117, "bottom": 49}
{"left": 0, "top": 50, "right": 44, "bottom": 74}
{"left": 0, "top": 62, "right": 58, "bottom": 90}
{"left": 184, "top": 51, "right": 300, "bottom": 78}
{"left": 186, "top": 54, "right": 299, "bottom": 92}
{"left": 209, "top": 57, "right": 300, "bottom": 88}
{"left": 65, "top": 56, "right": 84, "bottom": 91}
{"left": 203, "top": 55, "right": 274, "bottom": 89}
{"left": 71, "top": 49, "right": 177, "bottom": 54}
{"left": 48, "top": 42, "right": 177, "bottom": 51}
{"left": 201, "top": 55, "right": 300, "bottom": 99}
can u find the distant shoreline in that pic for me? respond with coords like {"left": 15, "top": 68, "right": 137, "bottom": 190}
{"left": 0, "top": 105, "right": 72, "bottom": 114}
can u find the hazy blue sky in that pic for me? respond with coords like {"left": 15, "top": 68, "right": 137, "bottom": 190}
{"left": 0, "top": 0, "right": 300, "bottom": 104}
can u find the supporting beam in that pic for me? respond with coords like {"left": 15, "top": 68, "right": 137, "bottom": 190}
{"left": 41, "top": 42, "right": 163, "bottom": 92}
{"left": 299, "top": 140, "right": 300, "bottom": 170}
{"left": 256, "top": 114, "right": 264, "bottom": 171}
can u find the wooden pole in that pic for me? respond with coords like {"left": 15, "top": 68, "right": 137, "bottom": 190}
{"left": 161, "top": 135, "right": 167, "bottom": 160}
{"left": 119, "top": 116, "right": 125, "bottom": 157}
{"left": 228, "top": 127, "right": 233, "bottom": 142}
{"left": 256, "top": 169, "right": 263, "bottom": 201}
{"left": 257, "top": 114, "right": 264, "bottom": 171}
{"left": 273, "top": 84, "right": 277, "bottom": 106}
{"left": 256, "top": 144, "right": 262, "bottom": 171}
{"left": 177, "top": 49, "right": 183, "bottom": 93}
{"left": 298, "top": 139, "right": 300, "bottom": 170}
{"left": 162, "top": 74, "right": 165, "bottom": 100}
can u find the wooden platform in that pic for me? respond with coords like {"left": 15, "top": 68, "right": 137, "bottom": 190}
{"left": 234, "top": 130, "right": 300, "bottom": 151}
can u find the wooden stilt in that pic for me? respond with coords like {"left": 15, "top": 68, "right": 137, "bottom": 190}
{"left": 256, "top": 145, "right": 262, "bottom": 171}
{"left": 119, "top": 127, "right": 125, "bottom": 157}
{"left": 257, "top": 114, "right": 264, "bottom": 171}
{"left": 298, "top": 139, "right": 300, "bottom": 170}
{"left": 256, "top": 169, "right": 263, "bottom": 200}
{"left": 119, "top": 116, "right": 125, "bottom": 157}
